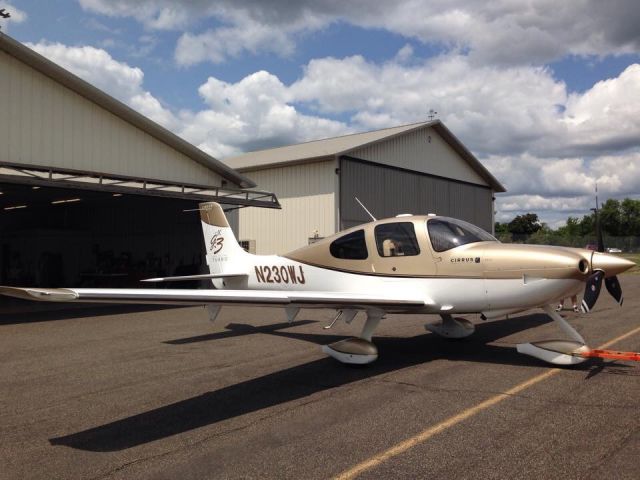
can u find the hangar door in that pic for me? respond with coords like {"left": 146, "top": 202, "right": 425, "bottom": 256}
{"left": 0, "top": 183, "right": 208, "bottom": 289}
{"left": 339, "top": 157, "right": 493, "bottom": 232}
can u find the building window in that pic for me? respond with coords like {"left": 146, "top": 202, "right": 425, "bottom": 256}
{"left": 330, "top": 230, "right": 368, "bottom": 260}
{"left": 374, "top": 222, "right": 420, "bottom": 257}
{"left": 239, "top": 240, "right": 256, "bottom": 254}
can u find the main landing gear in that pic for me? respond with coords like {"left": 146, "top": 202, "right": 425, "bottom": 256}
{"left": 516, "top": 304, "right": 589, "bottom": 365}
{"left": 322, "top": 309, "right": 383, "bottom": 364}
{"left": 425, "top": 314, "right": 475, "bottom": 339}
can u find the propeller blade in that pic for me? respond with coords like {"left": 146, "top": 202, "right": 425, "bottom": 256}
{"left": 605, "top": 275, "right": 624, "bottom": 306}
{"left": 581, "top": 270, "right": 603, "bottom": 313}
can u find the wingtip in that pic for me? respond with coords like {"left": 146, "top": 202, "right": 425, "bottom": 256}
{"left": 0, "top": 286, "right": 78, "bottom": 301}
{"left": 0, "top": 286, "right": 32, "bottom": 301}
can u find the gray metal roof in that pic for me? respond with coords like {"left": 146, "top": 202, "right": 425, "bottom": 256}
{"left": 225, "top": 120, "right": 506, "bottom": 192}
{"left": 0, "top": 33, "right": 256, "bottom": 189}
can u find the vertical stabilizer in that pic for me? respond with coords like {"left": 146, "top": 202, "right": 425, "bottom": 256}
{"left": 200, "top": 203, "right": 248, "bottom": 276}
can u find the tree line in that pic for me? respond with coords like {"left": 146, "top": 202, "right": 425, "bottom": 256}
{"left": 494, "top": 198, "right": 640, "bottom": 248}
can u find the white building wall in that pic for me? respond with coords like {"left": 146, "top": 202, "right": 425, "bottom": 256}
{"left": 238, "top": 161, "right": 336, "bottom": 254}
{"left": 0, "top": 49, "right": 223, "bottom": 186}
{"left": 350, "top": 126, "right": 488, "bottom": 186}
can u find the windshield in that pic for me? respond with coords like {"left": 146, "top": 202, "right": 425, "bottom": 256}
{"left": 427, "top": 217, "right": 497, "bottom": 252}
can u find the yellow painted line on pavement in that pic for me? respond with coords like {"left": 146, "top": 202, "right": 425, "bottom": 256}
{"left": 335, "top": 324, "right": 640, "bottom": 480}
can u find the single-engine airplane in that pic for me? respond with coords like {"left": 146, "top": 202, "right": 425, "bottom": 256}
{"left": 0, "top": 202, "right": 635, "bottom": 366}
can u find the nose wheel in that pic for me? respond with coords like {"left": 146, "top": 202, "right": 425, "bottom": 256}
{"left": 517, "top": 305, "right": 588, "bottom": 365}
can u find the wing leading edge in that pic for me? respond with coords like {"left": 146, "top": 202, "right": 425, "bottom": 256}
{"left": 0, "top": 286, "right": 433, "bottom": 311}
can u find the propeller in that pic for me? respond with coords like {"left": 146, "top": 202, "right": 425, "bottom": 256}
{"left": 580, "top": 206, "right": 626, "bottom": 312}
{"left": 580, "top": 270, "right": 603, "bottom": 313}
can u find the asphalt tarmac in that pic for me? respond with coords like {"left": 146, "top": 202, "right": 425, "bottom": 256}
{"left": 2, "top": 276, "right": 640, "bottom": 480}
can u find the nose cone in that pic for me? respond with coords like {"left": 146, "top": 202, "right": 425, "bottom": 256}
{"left": 591, "top": 252, "right": 636, "bottom": 277}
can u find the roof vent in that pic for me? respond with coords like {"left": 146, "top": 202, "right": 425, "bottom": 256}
{"left": 427, "top": 213, "right": 437, "bottom": 217}
{"left": 395, "top": 213, "right": 413, "bottom": 217}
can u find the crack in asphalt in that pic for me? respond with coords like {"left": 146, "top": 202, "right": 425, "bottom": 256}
{"left": 584, "top": 424, "right": 640, "bottom": 474}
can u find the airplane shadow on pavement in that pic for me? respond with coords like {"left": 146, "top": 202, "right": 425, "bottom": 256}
{"left": 49, "top": 312, "right": 628, "bottom": 452}
{"left": 163, "top": 319, "right": 318, "bottom": 344}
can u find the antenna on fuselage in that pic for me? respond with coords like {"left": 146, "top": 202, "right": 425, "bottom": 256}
{"left": 355, "top": 197, "right": 377, "bottom": 222}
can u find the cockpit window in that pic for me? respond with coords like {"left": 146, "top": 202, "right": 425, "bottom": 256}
{"left": 427, "top": 217, "right": 497, "bottom": 252}
{"left": 374, "top": 222, "right": 420, "bottom": 257}
{"left": 330, "top": 229, "right": 368, "bottom": 260}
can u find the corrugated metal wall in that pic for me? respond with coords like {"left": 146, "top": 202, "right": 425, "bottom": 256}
{"left": 350, "top": 125, "right": 488, "bottom": 187}
{"left": 238, "top": 161, "right": 336, "bottom": 254}
{"left": 340, "top": 158, "right": 493, "bottom": 232}
{"left": 0, "top": 49, "right": 223, "bottom": 186}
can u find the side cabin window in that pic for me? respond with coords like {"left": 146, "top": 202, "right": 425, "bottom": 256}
{"left": 374, "top": 222, "right": 420, "bottom": 257}
{"left": 330, "top": 229, "right": 368, "bottom": 260}
{"left": 427, "top": 217, "right": 497, "bottom": 252}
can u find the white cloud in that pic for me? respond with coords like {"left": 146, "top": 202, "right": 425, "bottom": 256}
{"left": 179, "top": 71, "right": 348, "bottom": 157}
{"left": 77, "top": 0, "right": 202, "bottom": 30}
{"left": 77, "top": 0, "right": 640, "bottom": 66}
{"left": 175, "top": 16, "right": 296, "bottom": 66}
{"left": 561, "top": 65, "right": 640, "bottom": 154}
{"left": 26, "top": 42, "right": 178, "bottom": 130}
{"left": 499, "top": 195, "right": 593, "bottom": 213}
{"left": 590, "top": 151, "right": 640, "bottom": 195}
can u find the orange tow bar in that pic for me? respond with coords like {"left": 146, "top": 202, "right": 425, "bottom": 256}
{"left": 579, "top": 349, "right": 640, "bottom": 362}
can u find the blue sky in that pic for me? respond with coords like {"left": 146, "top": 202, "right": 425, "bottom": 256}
{"left": 2, "top": 0, "right": 640, "bottom": 227}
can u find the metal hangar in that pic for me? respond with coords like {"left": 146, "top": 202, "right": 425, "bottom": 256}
{"left": 0, "top": 33, "right": 279, "bottom": 290}
{"left": 225, "top": 121, "right": 505, "bottom": 255}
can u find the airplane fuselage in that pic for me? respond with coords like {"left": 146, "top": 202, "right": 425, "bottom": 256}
{"left": 208, "top": 212, "right": 628, "bottom": 318}
{"left": 220, "top": 253, "right": 584, "bottom": 317}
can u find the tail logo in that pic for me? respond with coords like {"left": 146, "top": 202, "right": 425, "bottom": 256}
{"left": 209, "top": 230, "right": 225, "bottom": 254}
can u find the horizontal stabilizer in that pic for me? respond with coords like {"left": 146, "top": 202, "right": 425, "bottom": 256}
{"left": 141, "top": 272, "right": 248, "bottom": 283}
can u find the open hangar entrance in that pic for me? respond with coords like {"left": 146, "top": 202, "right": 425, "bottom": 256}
{"left": 1, "top": 184, "right": 203, "bottom": 289}
{"left": 0, "top": 165, "right": 279, "bottom": 291}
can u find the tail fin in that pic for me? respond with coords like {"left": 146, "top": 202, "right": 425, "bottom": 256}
{"left": 200, "top": 202, "right": 248, "bottom": 275}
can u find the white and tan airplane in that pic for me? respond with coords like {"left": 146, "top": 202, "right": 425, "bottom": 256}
{"left": 1, "top": 202, "right": 635, "bottom": 366}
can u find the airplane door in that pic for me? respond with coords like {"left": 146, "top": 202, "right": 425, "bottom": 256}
{"left": 368, "top": 221, "right": 437, "bottom": 276}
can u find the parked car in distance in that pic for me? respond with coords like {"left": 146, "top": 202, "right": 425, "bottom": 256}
{"left": 606, "top": 247, "right": 623, "bottom": 253}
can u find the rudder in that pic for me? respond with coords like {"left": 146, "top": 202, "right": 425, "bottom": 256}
{"left": 199, "top": 202, "right": 248, "bottom": 274}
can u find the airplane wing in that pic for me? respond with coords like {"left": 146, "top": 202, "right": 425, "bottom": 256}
{"left": 0, "top": 286, "right": 433, "bottom": 311}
